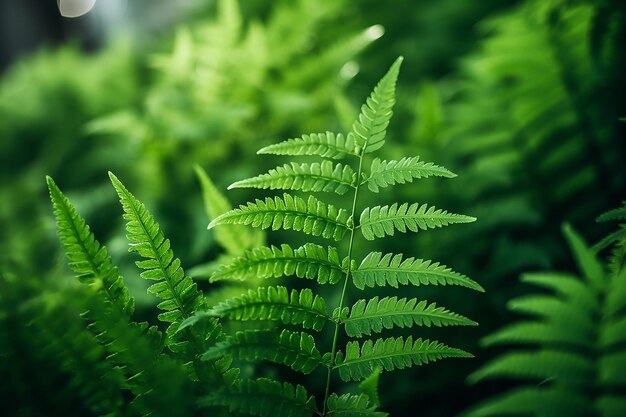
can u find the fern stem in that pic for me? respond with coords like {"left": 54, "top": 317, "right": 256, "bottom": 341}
{"left": 322, "top": 152, "right": 365, "bottom": 415}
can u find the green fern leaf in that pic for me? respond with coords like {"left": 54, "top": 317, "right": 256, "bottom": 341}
{"left": 562, "top": 223, "right": 605, "bottom": 291}
{"left": 481, "top": 321, "right": 591, "bottom": 349}
{"left": 47, "top": 176, "right": 135, "bottom": 317}
{"left": 351, "top": 57, "right": 402, "bottom": 154}
{"left": 353, "top": 251, "right": 483, "bottom": 291}
{"left": 334, "top": 336, "right": 472, "bottom": 381}
{"left": 229, "top": 161, "right": 356, "bottom": 195}
{"left": 210, "top": 286, "right": 331, "bottom": 331}
{"left": 462, "top": 387, "right": 592, "bottom": 417}
{"left": 358, "top": 367, "right": 382, "bottom": 407}
{"left": 344, "top": 296, "right": 477, "bottom": 337}
{"left": 359, "top": 203, "right": 475, "bottom": 240}
{"left": 195, "top": 165, "right": 264, "bottom": 256}
{"left": 596, "top": 204, "right": 626, "bottom": 223}
{"left": 210, "top": 243, "right": 348, "bottom": 284}
{"left": 209, "top": 193, "right": 351, "bottom": 241}
{"left": 257, "top": 131, "right": 357, "bottom": 159}
{"left": 109, "top": 173, "right": 204, "bottom": 326}
{"left": 199, "top": 378, "right": 317, "bottom": 417}
{"left": 467, "top": 350, "right": 593, "bottom": 385}
{"left": 366, "top": 157, "right": 456, "bottom": 192}
{"left": 201, "top": 329, "right": 324, "bottom": 374}
{"left": 326, "top": 393, "right": 387, "bottom": 417}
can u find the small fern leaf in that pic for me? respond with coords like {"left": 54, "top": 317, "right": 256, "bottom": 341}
{"left": 596, "top": 203, "right": 626, "bottom": 223}
{"left": 47, "top": 176, "right": 135, "bottom": 317}
{"left": 199, "top": 378, "right": 317, "bottom": 417}
{"left": 257, "top": 131, "right": 357, "bottom": 159}
{"left": 326, "top": 393, "right": 387, "bottom": 417}
{"left": 210, "top": 286, "right": 331, "bottom": 331}
{"left": 366, "top": 157, "right": 456, "bottom": 192}
{"left": 210, "top": 243, "right": 348, "bottom": 284}
{"left": 195, "top": 165, "right": 264, "bottom": 256}
{"left": 344, "top": 296, "right": 477, "bottom": 337}
{"left": 351, "top": 57, "right": 403, "bottom": 154}
{"left": 208, "top": 193, "right": 351, "bottom": 241}
{"left": 353, "top": 252, "right": 483, "bottom": 291}
{"left": 359, "top": 202, "right": 475, "bottom": 240}
{"left": 109, "top": 173, "right": 204, "bottom": 326}
{"left": 201, "top": 329, "right": 323, "bottom": 374}
{"left": 467, "top": 350, "right": 593, "bottom": 385}
{"left": 334, "top": 336, "right": 472, "bottom": 381}
{"left": 229, "top": 161, "right": 356, "bottom": 195}
{"left": 358, "top": 367, "right": 382, "bottom": 407}
{"left": 462, "top": 387, "right": 592, "bottom": 417}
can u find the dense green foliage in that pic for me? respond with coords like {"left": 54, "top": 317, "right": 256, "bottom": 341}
{"left": 463, "top": 204, "right": 626, "bottom": 417}
{"left": 1, "top": 0, "right": 625, "bottom": 415}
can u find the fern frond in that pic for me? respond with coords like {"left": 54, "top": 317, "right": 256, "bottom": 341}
{"left": 358, "top": 367, "right": 382, "bottom": 407}
{"left": 109, "top": 173, "right": 204, "bottom": 327}
{"left": 520, "top": 273, "right": 598, "bottom": 312}
{"left": 481, "top": 321, "right": 591, "bottom": 349}
{"left": 343, "top": 296, "right": 477, "bottom": 337}
{"left": 467, "top": 350, "right": 592, "bottom": 385}
{"left": 209, "top": 193, "right": 351, "bottom": 241}
{"left": 462, "top": 387, "right": 592, "bottom": 417}
{"left": 326, "top": 393, "right": 387, "bottom": 417}
{"left": 351, "top": 56, "right": 402, "bottom": 154}
{"left": 200, "top": 378, "right": 318, "bottom": 417}
{"left": 352, "top": 252, "right": 483, "bottom": 291}
{"left": 359, "top": 203, "right": 475, "bottom": 240}
{"left": 195, "top": 165, "right": 264, "bottom": 256}
{"left": 257, "top": 131, "right": 357, "bottom": 159}
{"left": 47, "top": 176, "right": 134, "bottom": 317}
{"left": 366, "top": 157, "right": 456, "bottom": 192}
{"left": 229, "top": 161, "right": 356, "bottom": 195}
{"left": 562, "top": 223, "right": 605, "bottom": 291}
{"left": 202, "top": 329, "right": 324, "bottom": 374}
{"left": 334, "top": 336, "right": 472, "bottom": 381}
{"left": 210, "top": 286, "right": 331, "bottom": 331}
{"left": 596, "top": 204, "right": 626, "bottom": 223}
{"left": 210, "top": 243, "right": 348, "bottom": 284}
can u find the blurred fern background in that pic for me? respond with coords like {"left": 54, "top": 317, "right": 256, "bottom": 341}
{"left": 1, "top": 0, "right": 624, "bottom": 416}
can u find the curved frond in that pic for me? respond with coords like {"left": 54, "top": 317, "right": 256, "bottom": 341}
{"left": 201, "top": 329, "right": 324, "bottom": 374}
{"left": 481, "top": 321, "right": 591, "bottom": 349}
{"left": 597, "top": 204, "right": 626, "bottom": 223}
{"left": 326, "top": 393, "right": 387, "bottom": 417}
{"left": 229, "top": 161, "right": 356, "bottom": 195}
{"left": 210, "top": 243, "right": 348, "bottom": 284}
{"left": 199, "top": 378, "right": 317, "bottom": 417}
{"left": 366, "top": 157, "right": 456, "bottom": 193}
{"left": 334, "top": 336, "right": 472, "bottom": 381}
{"left": 462, "top": 387, "right": 592, "bottom": 417}
{"left": 359, "top": 203, "right": 475, "bottom": 240}
{"left": 344, "top": 296, "right": 476, "bottom": 337}
{"left": 351, "top": 57, "right": 402, "bottom": 154}
{"left": 109, "top": 173, "right": 204, "bottom": 326}
{"left": 358, "top": 367, "right": 382, "bottom": 407}
{"left": 47, "top": 176, "right": 134, "bottom": 317}
{"left": 209, "top": 193, "right": 350, "bottom": 241}
{"left": 257, "top": 131, "right": 357, "bottom": 159}
{"left": 210, "top": 286, "right": 331, "bottom": 331}
{"left": 353, "top": 252, "right": 483, "bottom": 291}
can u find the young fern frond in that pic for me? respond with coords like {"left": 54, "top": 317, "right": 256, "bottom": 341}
{"left": 209, "top": 194, "right": 351, "bottom": 241}
{"left": 228, "top": 161, "right": 357, "bottom": 195}
{"left": 202, "top": 329, "right": 324, "bottom": 374}
{"left": 359, "top": 203, "right": 475, "bottom": 240}
{"left": 257, "top": 132, "right": 358, "bottom": 159}
{"left": 352, "top": 252, "right": 483, "bottom": 291}
{"left": 205, "top": 57, "right": 478, "bottom": 417}
{"left": 463, "top": 214, "right": 626, "bottom": 417}
{"left": 343, "top": 297, "right": 477, "bottom": 338}
{"left": 47, "top": 176, "right": 135, "bottom": 317}
{"left": 109, "top": 172, "right": 204, "bottom": 328}
{"left": 210, "top": 243, "right": 348, "bottom": 284}
{"left": 334, "top": 336, "right": 472, "bottom": 382}
{"left": 366, "top": 157, "right": 456, "bottom": 193}
{"left": 209, "top": 286, "right": 331, "bottom": 331}
{"left": 200, "top": 378, "right": 318, "bottom": 417}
